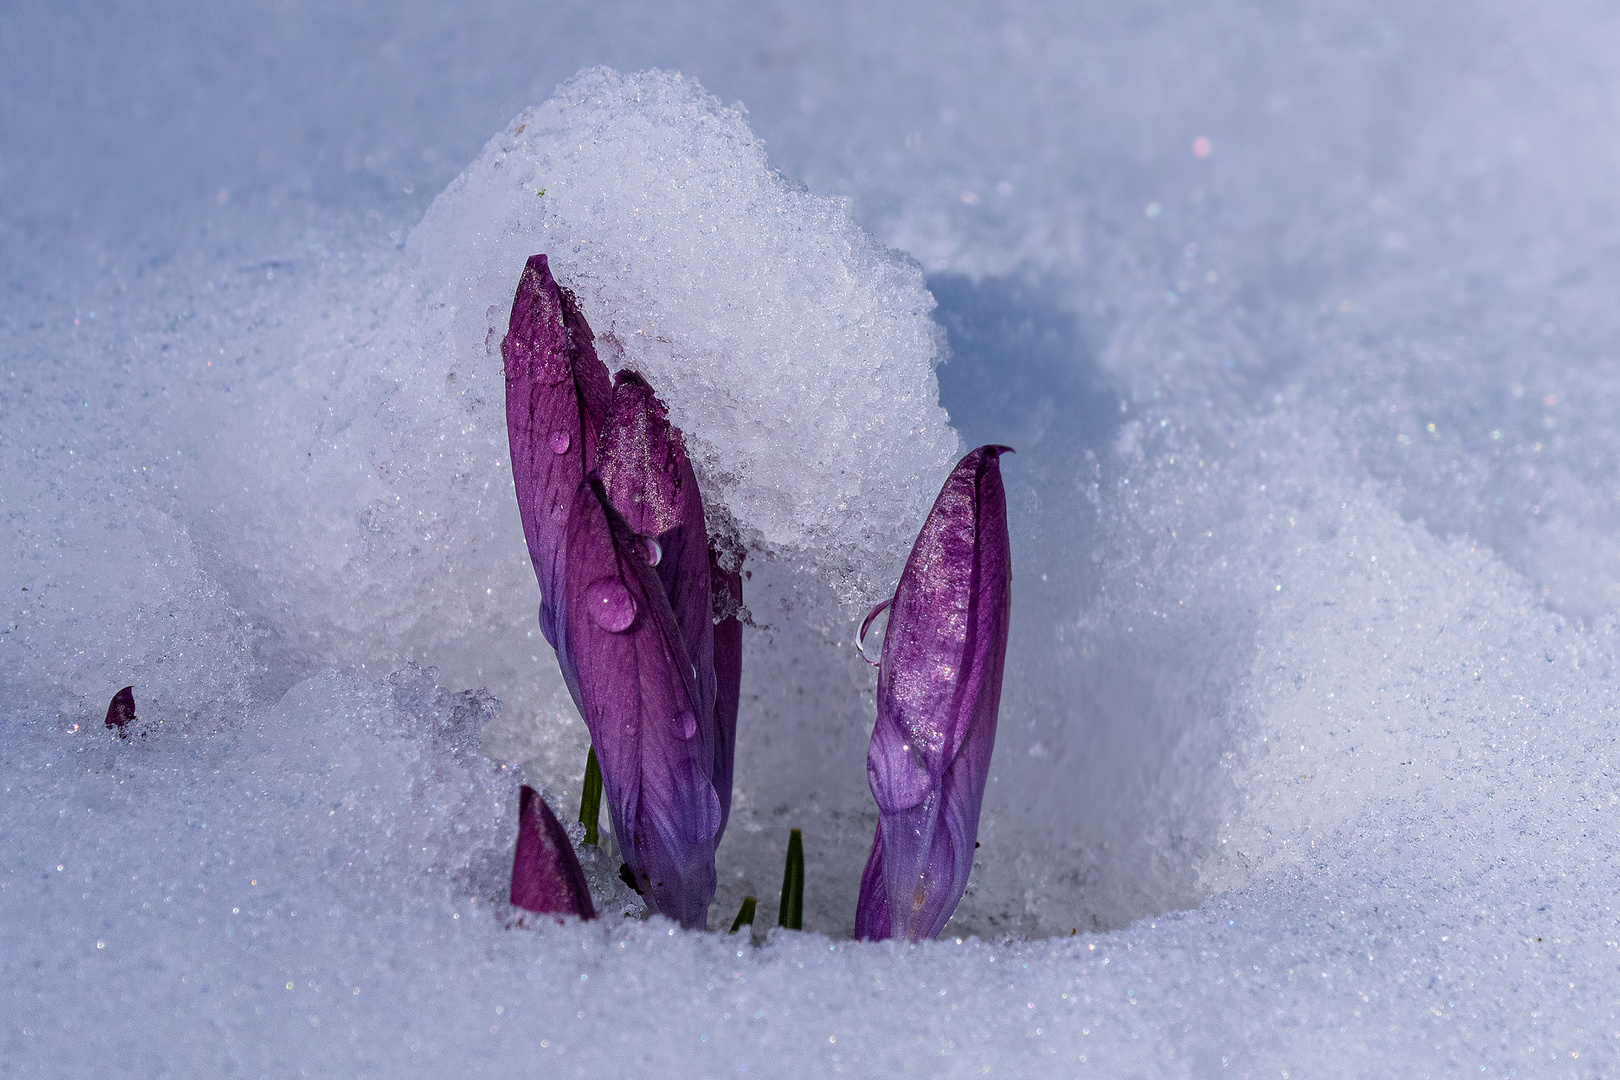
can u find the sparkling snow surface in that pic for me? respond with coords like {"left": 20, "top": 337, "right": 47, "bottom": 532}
{"left": 7, "top": 1, "right": 1620, "bottom": 1075}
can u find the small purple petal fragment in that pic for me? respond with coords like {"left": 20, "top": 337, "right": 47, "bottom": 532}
{"left": 862, "top": 445, "right": 1013, "bottom": 942}
{"left": 563, "top": 478, "right": 719, "bottom": 928}
{"left": 709, "top": 545, "right": 743, "bottom": 832}
{"left": 104, "top": 686, "right": 136, "bottom": 733}
{"left": 503, "top": 254, "right": 612, "bottom": 657}
{"left": 511, "top": 784, "right": 595, "bottom": 920}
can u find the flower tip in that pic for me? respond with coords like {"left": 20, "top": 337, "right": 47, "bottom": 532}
{"left": 861, "top": 442, "right": 1013, "bottom": 941}
{"left": 511, "top": 784, "right": 596, "bottom": 921}
{"left": 504, "top": 255, "right": 563, "bottom": 359}
{"left": 612, "top": 367, "right": 652, "bottom": 391}
{"left": 521, "top": 251, "right": 552, "bottom": 278}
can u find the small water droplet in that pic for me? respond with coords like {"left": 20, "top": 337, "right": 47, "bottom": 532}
{"left": 670, "top": 711, "right": 697, "bottom": 739}
{"left": 585, "top": 578, "right": 637, "bottom": 632}
{"left": 550, "top": 430, "right": 571, "bottom": 454}
{"left": 639, "top": 536, "right": 663, "bottom": 567}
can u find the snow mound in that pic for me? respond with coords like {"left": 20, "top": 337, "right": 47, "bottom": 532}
{"left": 410, "top": 67, "right": 959, "bottom": 604}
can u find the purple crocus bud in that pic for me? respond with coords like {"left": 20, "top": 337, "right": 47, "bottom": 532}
{"left": 855, "top": 445, "right": 1013, "bottom": 942}
{"left": 562, "top": 476, "right": 721, "bottom": 928}
{"left": 709, "top": 547, "right": 743, "bottom": 832}
{"left": 598, "top": 370, "right": 746, "bottom": 840}
{"left": 597, "top": 370, "right": 716, "bottom": 735}
{"left": 503, "top": 254, "right": 612, "bottom": 658}
{"left": 511, "top": 784, "right": 596, "bottom": 920}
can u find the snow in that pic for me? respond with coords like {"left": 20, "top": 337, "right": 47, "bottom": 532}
{"left": 7, "top": 0, "right": 1620, "bottom": 1075}
{"left": 411, "top": 67, "right": 959, "bottom": 599}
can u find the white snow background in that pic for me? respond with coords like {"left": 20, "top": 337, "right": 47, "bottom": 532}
{"left": 5, "top": 1, "right": 1620, "bottom": 1076}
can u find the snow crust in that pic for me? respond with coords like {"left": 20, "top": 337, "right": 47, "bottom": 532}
{"left": 7, "top": 1, "right": 1620, "bottom": 1075}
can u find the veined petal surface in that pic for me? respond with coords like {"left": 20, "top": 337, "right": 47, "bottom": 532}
{"left": 502, "top": 253, "right": 612, "bottom": 659}
{"left": 561, "top": 478, "right": 720, "bottom": 929}
{"left": 862, "top": 445, "right": 1012, "bottom": 941}
{"left": 598, "top": 370, "right": 717, "bottom": 741}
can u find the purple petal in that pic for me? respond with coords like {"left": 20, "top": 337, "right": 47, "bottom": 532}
{"left": 597, "top": 370, "right": 716, "bottom": 737}
{"left": 864, "top": 445, "right": 1012, "bottom": 941}
{"left": 852, "top": 823, "right": 891, "bottom": 941}
{"left": 511, "top": 784, "right": 596, "bottom": 920}
{"left": 709, "top": 546, "right": 743, "bottom": 833}
{"left": 104, "top": 685, "right": 136, "bottom": 732}
{"left": 562, "top": 477, "right": 720, "bottom": 929}
{"left": 503, "top": 254, "right": 612, "bottom": 657}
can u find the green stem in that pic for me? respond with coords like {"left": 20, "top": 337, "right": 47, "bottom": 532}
{"left": 728, "top": 896, "right": 757, "bottom": 934}
{"left": 579, "top": 746, "right": 602, "bottom": 845}
{"left": 778, "top": 828, "right": 804, "bottom": 930}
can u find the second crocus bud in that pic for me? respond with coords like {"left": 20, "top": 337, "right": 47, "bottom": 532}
{"left": 597, "top": 370, "right": 717, "bottom": 751}
{"left": 562, "top": 477, "right": 722, "bottom": 929}
{"left": 855, "top": 445, "right": 1013, "bottom": 942}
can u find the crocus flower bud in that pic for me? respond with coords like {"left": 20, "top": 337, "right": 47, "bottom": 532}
{"left": 511, "top": 784, "right": 595, "bottom": 920}
{"left": 597, "top": 370, "right": 745, "bottom": 842}
{"left": 562, "top": 477, "right": 721, "bottom": 928}
{"left": 855, "top": 445, "right": 1013, "bottom": 942}
{"left": 597, "top": 370, "right": 716, "bottom": 740}
{"left": 503, "top": 254, "right": 613, "bottom": 659}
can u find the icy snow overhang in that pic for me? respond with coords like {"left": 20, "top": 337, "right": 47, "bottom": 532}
{"left": 409, "top": 66, "right": 959, "bottom": 609}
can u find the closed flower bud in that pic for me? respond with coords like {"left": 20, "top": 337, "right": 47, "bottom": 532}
{"left": 597, "top": 370, "right": 717, "bottom": 752}
{"left": 502, "top": 253, "right": 612, "bottom": 664}
{"left": 561, "top": 477, "right": 721, "bottom": 928}
{"left": 855, "top": 446, "right": 1012, "bottom": 941}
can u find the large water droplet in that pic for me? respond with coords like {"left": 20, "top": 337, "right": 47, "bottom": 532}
{"left": 855, "top": 597, "right": 894, "bottom": 667}
{"left": 550, "top": 430, "right": 571, "bottom": 455}
{"left": 638, "top": 535, "right": 663, "bottom": 567}
{"left": 670, "top": 711, "right": 697, "bottom": 739}
{"left": 585, "top": 578, "right": 637, "bottom": 632}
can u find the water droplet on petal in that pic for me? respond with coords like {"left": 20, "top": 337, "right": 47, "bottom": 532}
{"left": 856, "top": 598, "right": 893, "bottom": 666}
{"left": 550, "top": 430, "right": 571, "bottom": 454}
{"left": 639, "top": 536, "right": 663, "bottom": 567}
{"left": 670, "top": 711, "right": 697, "bottom": 739}
{"left": 585, "top": 578, "right": 637, "bottom": 632}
